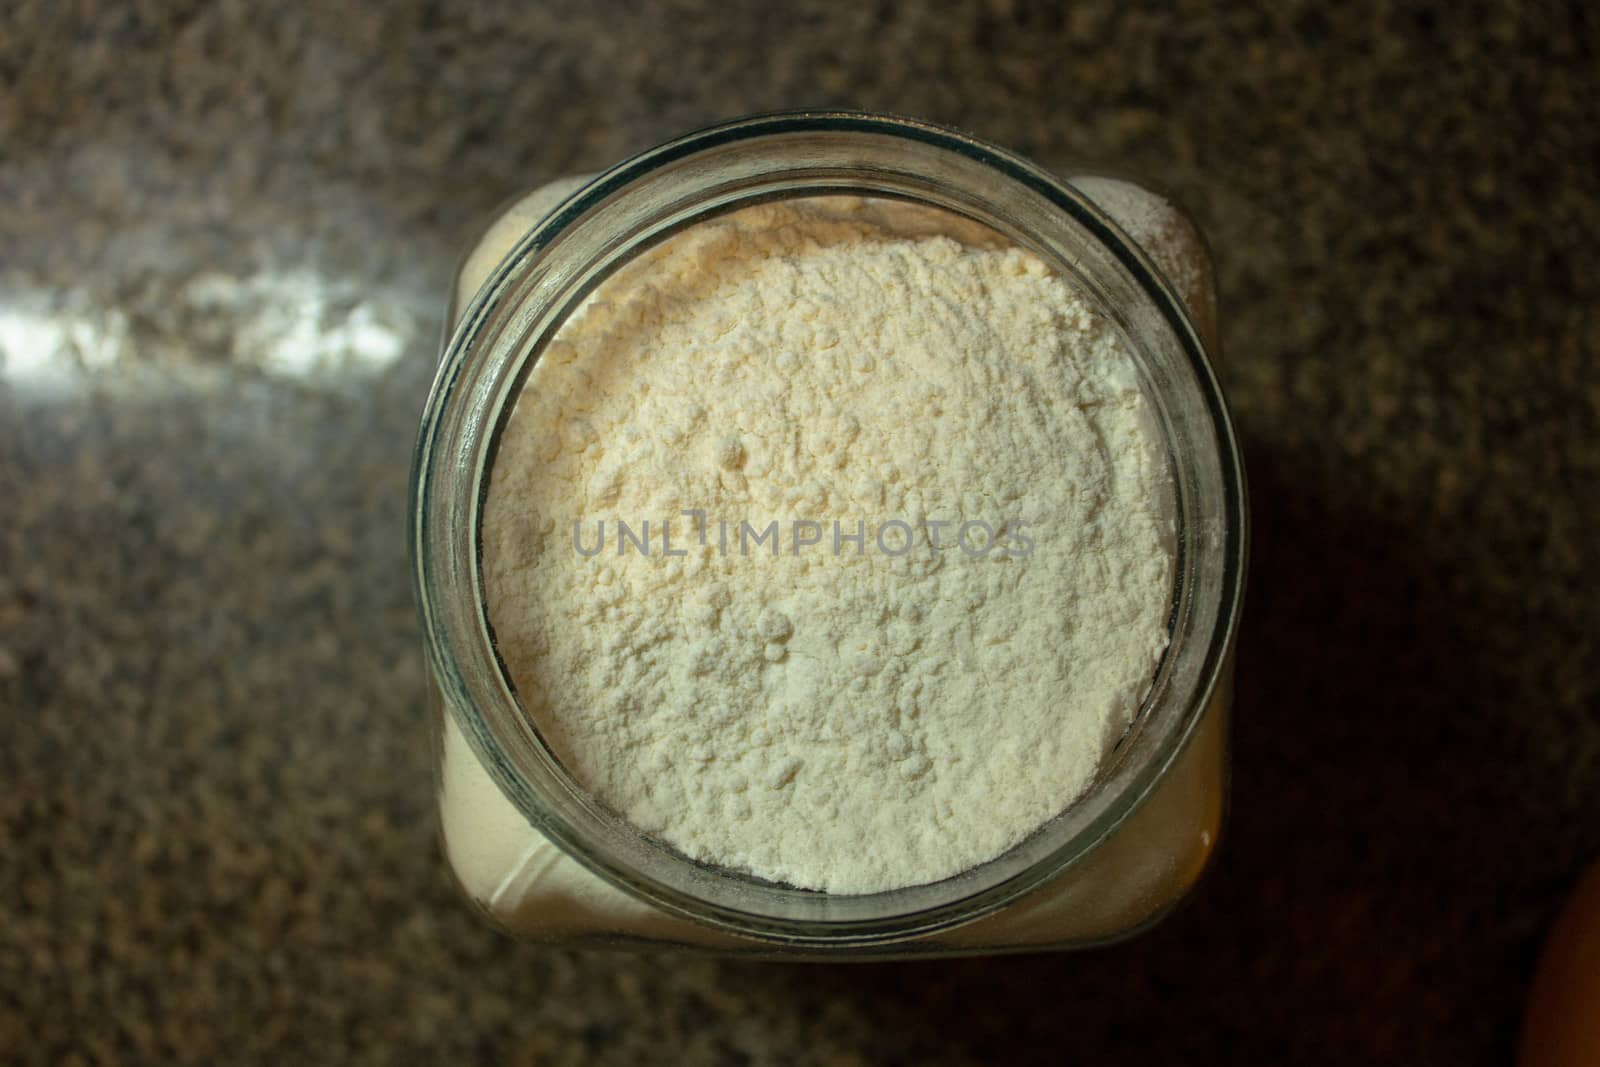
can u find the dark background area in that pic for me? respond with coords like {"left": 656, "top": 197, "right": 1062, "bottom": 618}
{"left": 2, "top": 1, "right": 1597, "bottom": 1063}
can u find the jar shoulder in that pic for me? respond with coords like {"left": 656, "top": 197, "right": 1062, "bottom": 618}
{"left": 452, "top": 173, "right": 1219, "bottom": 352}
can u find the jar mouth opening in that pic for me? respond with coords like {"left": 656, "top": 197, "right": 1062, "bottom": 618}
{"left": 413, "top": 110, "right": 1248, "bottom": 946}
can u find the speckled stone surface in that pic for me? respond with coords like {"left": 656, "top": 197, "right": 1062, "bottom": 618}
{"left": 2, "top": 1, "right": 1596, "bottom": 1063}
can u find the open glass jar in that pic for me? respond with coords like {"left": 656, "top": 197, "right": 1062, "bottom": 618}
{"left": 412, "top": 112, "right": 1247, "bottom": 957}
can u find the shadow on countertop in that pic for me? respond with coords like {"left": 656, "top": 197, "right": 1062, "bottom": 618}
{"left": 730, "top": 440, "right": 1575, "bottom": 1064}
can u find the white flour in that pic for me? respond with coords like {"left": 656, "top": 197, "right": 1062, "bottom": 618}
{"left": 481, "top": 196, "right": 1174, "bottom": 893}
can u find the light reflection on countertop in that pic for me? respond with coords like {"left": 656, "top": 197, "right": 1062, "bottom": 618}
{"left": 0, "top": 256, "right": 431, "bottom": 393}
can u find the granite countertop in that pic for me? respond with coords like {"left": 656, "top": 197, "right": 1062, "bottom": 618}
{"left": 2, "top": 2, "right": 1596, "bottom": 1063}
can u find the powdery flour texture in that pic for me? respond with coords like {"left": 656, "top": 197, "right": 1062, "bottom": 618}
{"left": 481, "top": 197, "right": 1174, "bottom": 893}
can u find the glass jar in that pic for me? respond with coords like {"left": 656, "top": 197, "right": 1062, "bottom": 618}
{"left": 412, "top": 112, "right": 1247, "bottom": 957}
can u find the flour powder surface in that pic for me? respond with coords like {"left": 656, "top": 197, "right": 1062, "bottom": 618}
{"left": 481, "top": 196, "right": 1173, "bottom": 894}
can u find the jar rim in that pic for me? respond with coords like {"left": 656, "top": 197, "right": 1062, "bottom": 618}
{"left": 412, "top": 110, "right": 1248, "bottom": 947}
